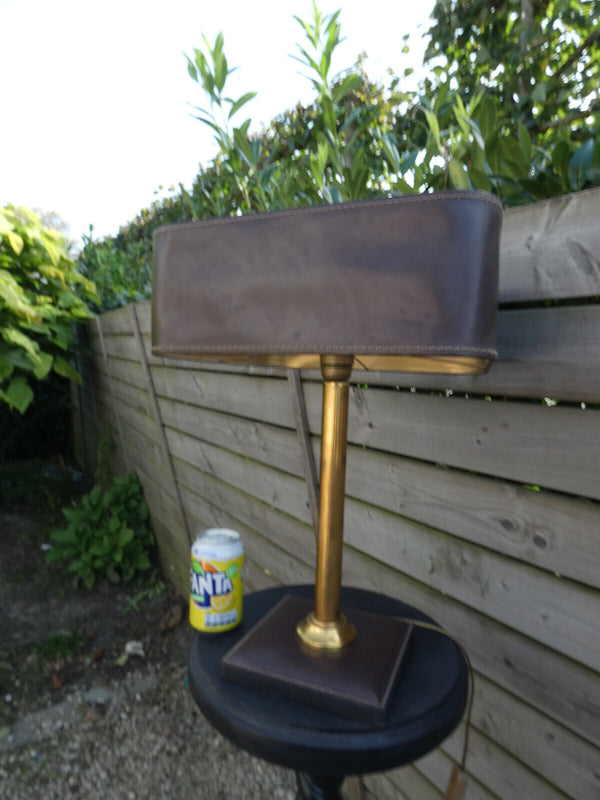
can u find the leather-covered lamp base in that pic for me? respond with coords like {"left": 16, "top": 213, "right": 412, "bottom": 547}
{"left": 220, "top": 595, "right": 413, "bottom": 724}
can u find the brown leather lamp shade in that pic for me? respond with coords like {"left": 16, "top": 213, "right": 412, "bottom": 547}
{"left": 152, "top": 191, "right": 502, "bottom": 374}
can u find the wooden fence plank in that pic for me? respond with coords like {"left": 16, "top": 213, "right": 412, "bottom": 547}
{"left": 159, "top": 394, "right": 600, "bottom": 589}
{"left": 88, "top": 350, "right": 148, "bottom": 391}
{"left": 158, "top": 397, "right": 305, "bottom": 482}
{"left": 151, "top": 366, "right": 296, "bottom": 429}
{"left": 365, "top": 768, "right": 436, "bottom": 800}
{"left": 303, "top": 383, "right": 600, "bottom": 500}
{"left": 467, "top": 674, "right": 600, "bottom": 800}
{"left": 344, "top": 496, "right": 600, "bottom": 669}
{"left": 167, "top": 429, "right": 315, "bottom": 538}
{"left": 91, "top": 330, "right": 143, "bottom": 364}
{"left": 94, "top": 369, "right": 156, "bottom": 421}
{"left": 240, "top": 557, "right": 282, "bottom": 594}
{"left": 415, "top": 747, "right": 499, "bottom": 800}
{"left": 94, "top": 305, "right": 136, "bottom": 335}
{"left": 171, "top": 455, "right": 316, "bottom": 572}
{"left": 347, "top": 304, "right": 600, "bottom": 403}
{"left": 94, "top": 317, "right": 130, "bottom": 471}
{"left": 178, "top": 478, "right": 315, "bottom": 588}
{"left": 345, "top": 445, "right": 600, "bottom": 590}
{"left": 439, "top": 722, "right": 571, "bottom": 800}
{"left": 499, "top": 187, "right": 600, "bottom": 303}
{"left": 150, "top": 516, "right": 189, "bottom": 590}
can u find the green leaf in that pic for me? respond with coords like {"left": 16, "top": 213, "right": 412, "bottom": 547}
{"left": 424, "top": 109, "right": 443, "bottom": 154}
{"left": 233, "top": 127, "right": 256, "bottom": 168}
{"left": 1, "top": 374, "right": 34, "bottom": 413}
{"left": 474, "top": 95, "right": 497, "bottom": 144}
{"left": 32, "top": 351, "right": 53, "bottom": 380}
{"left": 499, "top": 137, "right": 529, "bottom": 180}
{"left": 0, "top": 270, "right": 43, "bottom": 323}
{"left": 57, "top": 290, "right": 79, "bottom": 309}
{"left": 448, "top": 159, "right": 472, "bottom": 189}
{"left": 530, "top": 82, "right": 546, "bottom": 104}
{"left": 517, "top": 122, "right": 532, "bottom": 163}
{"left": 186, "top": 56, "right": 199, "bottom": 83}
{"left": 227, "top": 91, "right": 257, "bottom": 119}
{"left": 214, "top": 51, "right": 228, "bottom": 94}
{"left": 0, "top": 357, "right": 14, "bottom": 382}
{"left": 552, "top": 140, "right": 571, "bottom": 186}
{"left": 53, "top": 355, "right": 81, "bottom": 383}
{"left": 135, "top": 553, "right": 151, "bottom": 571}
{"left": 569, "top": 139, "right": 595, "bottom": 190}
{"left": 7, "top": 232, "right": 24, "bottom": 255}
{"left": 40, "top": 230, "right": 62, "bottom": 266}
{"left": 381, "top": 132, "right": 401, "bottom": 173}
{"left": 321, "top": 95, "right": 336, "bottom": 136}
{"left": 118, "top": 527, "right": 134, "bottom": 548}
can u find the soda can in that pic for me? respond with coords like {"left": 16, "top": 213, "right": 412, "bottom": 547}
{"left": 189, "top": 529, "right": 244, "bottom": 633}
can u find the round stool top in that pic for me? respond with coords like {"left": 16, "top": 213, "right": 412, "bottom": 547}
{"left": 188, "top": 585, "right": 468, "bottom": 776}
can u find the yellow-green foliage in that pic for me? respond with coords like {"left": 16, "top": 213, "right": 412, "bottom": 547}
{"left": 0, "top": 205, "right": 98, "bottom": 413}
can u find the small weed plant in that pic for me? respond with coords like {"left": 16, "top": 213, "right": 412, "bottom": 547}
{"left": 47, "top": 473, "right": 154, "bottom": 588}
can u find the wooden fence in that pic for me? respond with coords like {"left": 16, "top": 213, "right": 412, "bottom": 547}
{"left": 72, "top": 188, "right": 600, "bottom": 800}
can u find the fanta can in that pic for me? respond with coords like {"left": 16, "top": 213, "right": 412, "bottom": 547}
{"left": 189, "top": 529, "right": 244, "bottom": 633}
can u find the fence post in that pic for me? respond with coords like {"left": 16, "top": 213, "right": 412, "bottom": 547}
{"left": 129, "top": 304, "right": 193, "bottom": 547}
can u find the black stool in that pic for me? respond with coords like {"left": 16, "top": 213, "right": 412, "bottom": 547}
{"left": 188, "top": 585, "right": 468, "bottom": 799}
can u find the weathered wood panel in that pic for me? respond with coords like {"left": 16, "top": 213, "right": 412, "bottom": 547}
{"left": 155, "top": 395, "right": 600, "bottom": 591}
{"left": 152, "top": 365, "right": 296, "bottom": 429}
{"left": 499, "top": 187, "right": 600, "bottom": 303}
{"left": 306, "top": 383, "right": 600, "bottom": 500}
{"left": 344, "top": 497, "right": 599, "bottom": 669}
{"left": 353, "top": 304, "right": 600, "bottom": 403}
{"left": 345, "top": 444, "right": 600, "bottom": 590}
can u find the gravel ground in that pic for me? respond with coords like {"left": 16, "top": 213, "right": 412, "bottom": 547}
{"left": 0, "top": 663, "right": 297, "bottom": 800}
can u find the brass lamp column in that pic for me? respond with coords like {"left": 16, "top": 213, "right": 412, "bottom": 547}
{"left": 297, "top": 355, "right": 357, "bottom": 650}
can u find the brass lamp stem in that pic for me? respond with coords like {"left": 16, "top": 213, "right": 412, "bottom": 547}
{"left": 296, "top": 355, "right": 357, "bottom": 650}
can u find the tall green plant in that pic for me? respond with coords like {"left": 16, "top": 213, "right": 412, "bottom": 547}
{"left": 0, "top": 206, "right": 98, "bottom": 413}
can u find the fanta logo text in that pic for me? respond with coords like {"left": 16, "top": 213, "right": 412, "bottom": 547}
{"left": 191, "top": 570, "right": 232, "bottom": 598}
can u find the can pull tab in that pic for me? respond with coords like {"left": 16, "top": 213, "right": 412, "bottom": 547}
{"left": 446, "top": 765, "right": 468, "bottom": 800}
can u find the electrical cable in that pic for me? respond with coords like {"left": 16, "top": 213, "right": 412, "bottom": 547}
{"left": 393, "top": 615, "right": 475, "bottom": 798}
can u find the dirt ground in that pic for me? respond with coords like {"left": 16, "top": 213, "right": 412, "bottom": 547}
{"left": 0, "top": 507, "right": 190, "bottom": 732}
{"left": 0, "top": 466, "right": 298, "bottom": 799}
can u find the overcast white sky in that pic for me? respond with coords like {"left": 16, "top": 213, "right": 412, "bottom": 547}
{"left": 0, "top": 0, "right": 434, "bottom": 246}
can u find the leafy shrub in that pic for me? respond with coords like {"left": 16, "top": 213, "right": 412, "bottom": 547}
{"left": 0, "top": 206, "right": 98, "bottom": 413}
{"left": 47, "top": 473, "right": 154, "bottom": 588}
{"left": 77, "top": 228, "right": 152, "bottom": 313}
{"left": 77, "top": 2, "right": 600, "bottom": 311}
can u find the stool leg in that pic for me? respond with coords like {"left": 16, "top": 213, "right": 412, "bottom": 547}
{"left": 296, "top": 771, "right": 344, "bottom": 800}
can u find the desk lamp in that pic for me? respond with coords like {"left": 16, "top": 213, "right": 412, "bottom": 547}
{"left": 152, "top": 191, "right": 502, "bottom": 721}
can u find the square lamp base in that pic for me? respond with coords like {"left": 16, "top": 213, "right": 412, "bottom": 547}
{"left": 220, "top": 595, "right": 413, "bottom": 724}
